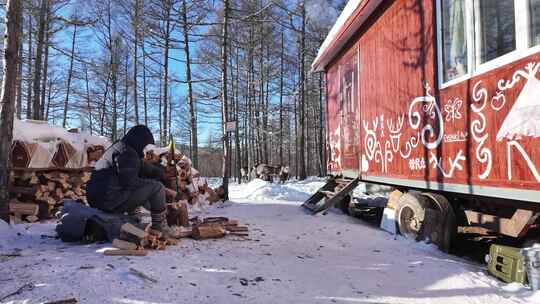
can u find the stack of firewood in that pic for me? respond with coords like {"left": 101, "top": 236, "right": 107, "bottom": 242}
{"left": 191, "top": 217, "right": 250, "bottom": 239}
{"left": 8, "top": 169, "right": 91, "bottom": 222}
{"left": 103, "top": 217, "right": 249, "bottom": 256}
{"left": 104, "top": 223, "right": 181, "bottom": 256}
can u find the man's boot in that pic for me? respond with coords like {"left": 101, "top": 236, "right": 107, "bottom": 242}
{"left": 151, "top": 210, "right": 181, "bottom": 238}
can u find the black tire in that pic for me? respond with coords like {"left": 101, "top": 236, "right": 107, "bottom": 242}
{"left": 396, "top": 193, "right": 429, "bottom": 240}
{"left": 421, "top": 193, "right": 457, "bottom": 253}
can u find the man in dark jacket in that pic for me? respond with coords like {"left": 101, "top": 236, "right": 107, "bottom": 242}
{"left": 86, "top": 125, "right": 178, "bottom": 237}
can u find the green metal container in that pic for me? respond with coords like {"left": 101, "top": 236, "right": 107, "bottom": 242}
{"left": 487, "top": 244, "right": 527, "bottom": 284}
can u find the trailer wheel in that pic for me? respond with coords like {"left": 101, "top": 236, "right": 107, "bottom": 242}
{"left": 396, "top": 193, "right": 428, "bottom": 240}
{"left": 421, "top": 193, "right": 457, "bottom": 253}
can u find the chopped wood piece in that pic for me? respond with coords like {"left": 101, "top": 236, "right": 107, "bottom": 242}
{"left": 203, "top": 216, "right": 229, "bottom": 224}
{"left": 120, "top": 223, "right": 148, "bottom": 239}
{"left": 10, "top": 215, "right": 23, "bottom": 225}
{"left": 225, "top": 226, "right": 249, "bottom": 232}
{"left": 112, "top": 239, "right": 138, "bottom": 250}
{"left": 8, "top": 185, "right": 37, "bottom": 196}
{"left": 226, "top": 219, "right": 240, "bottom": 226}
{"left": 228, "top": 231, "right": 249, "bottom": 237}
{"left": 26, "top": 215, "right": 39, "bottom": 223}
{"left": 103, "top": 249, "right": 148, "bottom": 256}
{"left": 166, "top": 238, "right": 180, "bottom": 246}
{"left": 177, "top": 227, "right": 193, "bottom": 238}
{"left": 192, "top": 225, "right": 226, "bottom": 239}
{"left": 9, "top": 202, "right": 39, "bottom": 216}
{"left": 146, "top": 228, "right": 163, "bottom": 239}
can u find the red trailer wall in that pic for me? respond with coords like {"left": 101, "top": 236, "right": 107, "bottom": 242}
{"left": 325, "top": 0, "right": 540, "bottom": 203}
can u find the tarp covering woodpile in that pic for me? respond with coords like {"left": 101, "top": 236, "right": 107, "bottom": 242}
{"left": 11, "top": 119, "right": 110, "bottom": 169}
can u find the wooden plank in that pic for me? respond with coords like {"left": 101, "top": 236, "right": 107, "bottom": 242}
{"left": 9, "top": 202, "right": 39, "bottom": 216}
{"left": 8, "top": 185, "right": 37, "bottom": 196}
{"left": 103, "top": 249, "right": 148, "bottom": 256}
{"left": 26, "top": 215, "right": 39, "bottom": 223}
{"left": 112, "top": 239, "right": 138, "bottom": 250}
{"left": 10, "top": 166, "right": 93, "bottom": 173}
{"left": 225, "top": 226, "right": 248, "bottom": 232}
{"left": 192, "top": 225, "right": 226, "bottom": 239}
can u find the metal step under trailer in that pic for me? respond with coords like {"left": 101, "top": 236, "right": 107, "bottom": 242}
{"left": 302, "top": 177, "right": 360, "bottom": 214}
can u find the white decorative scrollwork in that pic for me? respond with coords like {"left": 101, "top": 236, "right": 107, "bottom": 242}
{"left": 471, "top": 81, "right": 493, "bottom": 180}
{"left": 408, "top": 83, "right": 444, "bottom": 149}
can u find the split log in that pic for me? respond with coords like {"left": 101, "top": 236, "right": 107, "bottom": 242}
{"left": 177, "top": 227, "right": 193, "bottom": 238}
{"left": 103, "top": 249, "right": 148, "bottom": 256}
{"left": 8, "top": 185, "right": 37, "bottom": 196}
{"left": 225, "top": 226, "right": 249, "bottom": 232}
{"left": 192, "top": 225, "right": 226, "bottom": 239}
{"left": 10, "top": 215, "right": 23, "bottom": 224}
{"left": 112, "top": 239, "right": 138, "bottom": 251}
{"left": 9, "top": 202, "right": 39, "bottom": 216}
{"left": 26, "top": 215, "right": 39, "bottom": 223}
{"left": 228, "top": 232, "right": 249, "bottom": 237}
{"left": 166, "top": 238, "right": 180, "bottom": 246}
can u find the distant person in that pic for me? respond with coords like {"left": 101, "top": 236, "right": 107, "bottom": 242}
{"left": 240, "top": 167, "right": 249, "bottom": 183}
{"left": 279, "top": 166, "right": 289, "bottom": 184}
{"left": 86, "top": 125, "right": 179, "bottom": 238}
{"left": 249, "top": 165, "right": 258, "bottom": 180}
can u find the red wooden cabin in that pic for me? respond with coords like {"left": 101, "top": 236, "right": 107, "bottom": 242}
{"left": 312, "top": 0, "right": 540, "bottom": 244}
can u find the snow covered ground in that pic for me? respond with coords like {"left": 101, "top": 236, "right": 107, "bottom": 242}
{"left": 1, "top": 179, "right": 539, "bottom": 304}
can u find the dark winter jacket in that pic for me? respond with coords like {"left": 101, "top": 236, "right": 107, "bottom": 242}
{"left": 86, "top": 126, "right": 164, "bottom": 211}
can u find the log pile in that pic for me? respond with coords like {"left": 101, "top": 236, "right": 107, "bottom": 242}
{"left": 8, "top": 169, "right": 91, "bottom": 222}
{"left": 104, "top": 217, "right": 249, "bottom": 256}
{"left": 104, "top": 223, "right": 181, "bottom": 256}
{"left": 190, "top": 217, "right": 250, "bottom": 239}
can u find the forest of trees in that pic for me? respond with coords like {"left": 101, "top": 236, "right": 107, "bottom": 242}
{"left": 0, "top": 0, "right": 346, "bottom": 181}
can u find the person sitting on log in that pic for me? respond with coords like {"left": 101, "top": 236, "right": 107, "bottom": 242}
{"left": 86, "top": 125, "right": 180, "bottom": 238}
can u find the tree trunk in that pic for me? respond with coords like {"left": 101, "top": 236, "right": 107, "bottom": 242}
{"left": 25, "top": 15, "right": 32, "bottom": 119}
{"left": 132, "top": 0, "right": 140, "bottom": 124}
{"left": 234, "top": 47, "right": 241, "bottom": 183}
{"left": 123, "top": 53, "right": 129, "bottom": 135}
{"left": 221, "top": 0, "right": 230, "bottom": 199}
{"left": 62, "top": 24, "right": 77, "bottom": 128}
{"left": 45, "top": 78, "right": 52, "bottom": 120}
{"left": 182, "top": 0, "right": 198, "bottom": 169}
{"left": 161, "top": 1, "right": 171, "bottom": 145}
{"left": 39, "top": 8, "right": 50, "bottom": 119}
{"left": 31, "top": 0, "right": 47, "bottom": 120}
{"left": 142, "top": 36, "right": 148, "bottom": 125}
{"left": 15, "top": 16, "right": 22, "bottom": 120}
{"left": 0, "top": 0, "right": 23, "bottom": 223}
{"left": 84, "top": 64, "right": 92, "bottom": 134}
{"left": 318, "top": 73, "right": 324, "bottom": 176}
{"left": 279, "top": 31, "right": 284, "bottom": 166}
{"left": 299, "top": 1, "right": 307, "bottom": 180}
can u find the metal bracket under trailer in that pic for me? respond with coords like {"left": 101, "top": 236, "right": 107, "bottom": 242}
{"left": 302, "top": 177, "right": 360, "bottom": 214}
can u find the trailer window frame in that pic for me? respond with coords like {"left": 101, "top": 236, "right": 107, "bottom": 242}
{"left": 437, "top": 0, "right": 540, "bottom": 89}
